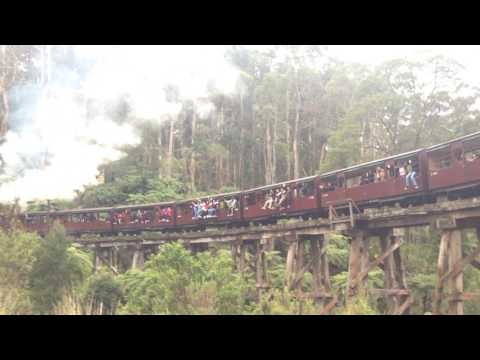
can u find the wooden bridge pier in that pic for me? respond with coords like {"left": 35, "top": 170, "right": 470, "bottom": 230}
{"left": 132, "top": 244, "right": 145, "bottom": 270}
{"left": 75, "top": 196, "right": 480, "bottom": 314}
{"left": 345, "top": 228, "right": 411, "bottom": 315}
{"left": 93, "top": 245, "right": 120, "bottom": 274}
{"left": 230, "top": 241, "right": 247, "bottom": 273}
{"left": 283, "top": 233, "right": 334, "bottom": 312}
{"left": 433, "top": 225, "right": 480, "bottom": 315}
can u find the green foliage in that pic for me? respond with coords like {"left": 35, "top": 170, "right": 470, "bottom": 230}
{"left": 0, "top": 229, "right": 41, "bottom": 314}
{"left": 336, "top": 294, "right": 378, "bottom": 315}
{"left": 119, "top": 244, "right": 250, "bottom": 315}
{"left": 76, "top": 175, "right": 187, "bottom": 208}
{"left": 83, "top": 271, "right": 123, "bottom": 315}
{"left": 252, "top": 289, "right": 318, "bottom": 315}
{"left": 326, "top": 233, "right": 350, "bottom": 271}
{"left": 29, "top": 222, "right": 92, "bottom": 314}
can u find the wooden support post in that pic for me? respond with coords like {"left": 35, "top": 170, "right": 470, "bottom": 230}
{"left": 393, "top": 245, "right": 410, "bottom": 315}
{"left": 231, "top": 243, "right": 238, "bottom": 270}
{"left": 434, "top": 230, "right": 450, "bottom": 314}
{"left": 239, "top": 242, "right": 246, "bottom": 273}
{"left": 132, "top": 244, "right": 145, "bottom": 270}
{"left": 108, "top": 247, "right": 113, "bottom": 268}
{"left": 447, "top": 230, "right": 463, "bottom": 315}
{"left": 360, "top": 237, "right": 369, "bottom": 292}
{"left": 285, "top": 239, "right": 297, "bottom": 290}
{"left": 262, "top": 236, "right": 272, "bottom": 285}
{"left": 294, "top": 238, "right": 305, "bottom": 293}
{"left": 320, "top": 235, "right": 332, "bottom": 295}
{"left": 311, "top": 236, "right": 322, "bottom": 297}
{"left": 109, "top": 247, "right": 119, "bottom": 272}
{"left": 347, "top": 232, "right": 364, "bottom": 301}
{"left": 93, "top": 246, "right": 101, "bottom": 272}
{"left": 255, "top": 240, "right": 267, "bottom": 301}
{"left": 380, "top": 232, "right": 399, "bottom": 314}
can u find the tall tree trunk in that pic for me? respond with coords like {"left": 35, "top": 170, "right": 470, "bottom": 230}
{"left": 238, "top": 93, "right": 244, "bottom": 189}
{"left": 286, "top": 87, "right": 291, "bottom": 180}
{"left": 272, "top": 110, "right": 277, "bottom": 183}
{"left": 319, "top": 141, "right": 327, "bottom": 171}
{"left": 190, "top": 101, "right": 196, "bottom": 192}
{"left": 265, "top": 118, "right": 273, "bottom": 184}
{"left": 293, "top": 94, "right": 300, "bottom": 179}
{"left": 166, "top": 115, "right": 175, "bottom": 178}
{"left": 0, "top": 89, "right": 9, "bottom": 139}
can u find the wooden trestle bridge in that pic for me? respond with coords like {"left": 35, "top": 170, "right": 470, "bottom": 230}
{"left": 75, "top": 196, "right": 480, "bottom": 315}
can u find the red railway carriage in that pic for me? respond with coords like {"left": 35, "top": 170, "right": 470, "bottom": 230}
{"left": 175, "top": 191, "right": 242, "bottom": 227}
{"left": 242, "top": 176, "right": 320, "bottom": 221}
{"left": 427, "top": 131, "right": 480, "bottom": 192}
{"left": 111, "top": 202, "right": 176, "bottom": 233}
{"left": 8, "top": 131, "right": 480, "bottom": 238}
{"left": 319, "top": 149, "right": 428, "bottom": 208}
{"left": 25, "top": 208, "right": 114, "bottom": 235}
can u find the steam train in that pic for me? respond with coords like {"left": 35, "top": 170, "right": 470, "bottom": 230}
{"left": 2, "top": 131, "right": 480, "bottom": 236}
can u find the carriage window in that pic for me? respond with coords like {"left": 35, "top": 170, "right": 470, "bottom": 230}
{"left": 346, "top": 174, "right": 362, "bottom": 188}
{"left": 320, "top": 177, "right": 337, "bottom": 192}
{"left": 453, "top": 148, "right": 464, "bottom": 162}
{"left": 464, "top": 137, "right": 480, "bottom": 162}
{"left": 98, "top": 212, "right": 109, "bottom": 222}
{"left": 429, "top": 148, "right": 451, "bottom": 171}
{"left": 299, "top": 181, "right": 315, "bottom": 197}
{"left": 246, "top": 193, "right": 257, "bottom": 206}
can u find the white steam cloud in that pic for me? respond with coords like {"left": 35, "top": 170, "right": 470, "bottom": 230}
{"left": 0, "top": 45, "right": 239, "bottom": 204}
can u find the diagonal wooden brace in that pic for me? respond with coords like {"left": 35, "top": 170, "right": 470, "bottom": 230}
{"left": 97, "top": 253, "right": 119, "bottom": 275}
{"left": 393, "top": 295, "right": 413, "bottom": 315}
{"left": 438, "top": 245, "right": 480, "bottom": 286}
{"left": 349, "top": 238, "right": 403, "bottom": 292}
{"left": 319, "top": 293, "right": 339, "bottom": 315}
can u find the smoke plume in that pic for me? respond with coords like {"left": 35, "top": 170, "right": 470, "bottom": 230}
{"left": 0, "top": 45, "right": 238, "bottom": 204}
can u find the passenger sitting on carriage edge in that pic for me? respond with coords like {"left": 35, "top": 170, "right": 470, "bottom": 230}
{"left": 225, "top": 197, "right": 237, "bottom": 216}
{"left": 191, "top": 200, "right": 198, "bottom": 219}
{"left": 276, "top": 185, "right": 287, "bottom": 209}
{"left": 207, "top": 198, "right": 217, "bottom": 217}
{"left": 262, "top": 191, "right": 274, "bottom": 210}
{"left": 405, "top": 160, "right": 418, "bottom": 190}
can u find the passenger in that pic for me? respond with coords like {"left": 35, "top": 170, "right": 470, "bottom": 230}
{"left": 360, "top": 174, "right": 367, "bottom": 185}
{"left": 386, "top": 164, "right": 394, "bottom": 178}
{"left": 276, "top": 185, "right": 287, "bottom": 209}
{"left": 112, "top": 213, "right": 119, "bottom": 225}
{"left": 226, "top": 197, "right": 237, "bottom": 216}
{"left": 399, "top": 164, "right": 406, "bottom": 177}
{"left": 367, "top": 170, "right": 375, "bottom": 184}
{"left": 197, "top": 200, "right": 207, "bottom": 219}
{"left": 405, "top": 160, "right": 419, "bottom": 190}
{"left": 286, "top": 186, "right": 293, "bottom": 207}
{"left": 262, "top": 191, "right": 274, "bottom": 210}
{"left": 376, "top": 167, "right": 386, "bottom": 182}
{"left": 162, "top": 207, "right": 170, "bottom": 222}
{"left": 454, "top": 149, "right": 464, "bottom": 162}
{"left": 191, "top": 200, "right": 199, "bottom": 219}
{"left": 166, "top": 207, "right": 173, "bottom": 221}
{"left": 274, "top": 188, "right": 283, "bottom": 207}
{"left": 207, "top": 201, "right": 216, "bottom": 217}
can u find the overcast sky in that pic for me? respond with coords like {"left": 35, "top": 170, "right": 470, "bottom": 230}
{"left": 76, "top": 45, "right": 480, "bottom": 91}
